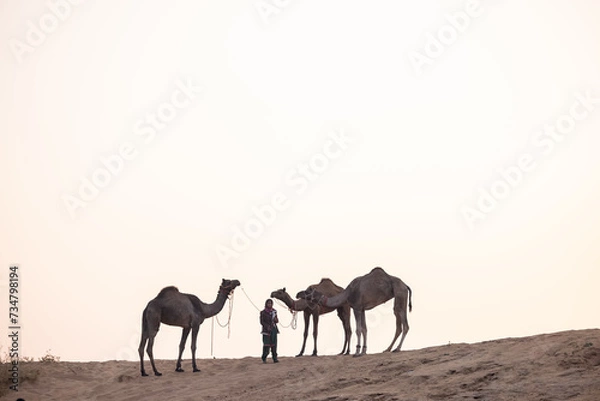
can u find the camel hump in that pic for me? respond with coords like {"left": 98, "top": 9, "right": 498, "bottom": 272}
{"left": 308, "top": 278, "right": 334, "bottom": 290}
{"left": 311, "top": 278, "right": 344, "bottom": 293}
{"left": 371, "top": 267, "right": 386, "bottom": 274}
{"left": 318, "top": 278, "right": 342, "bottom": 289}
{"left": 156, "top": 286, "right": 179, "bottom": 298}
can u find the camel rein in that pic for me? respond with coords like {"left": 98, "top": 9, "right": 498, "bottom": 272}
{"left": 240, "top": 286, "right": 261, "bottom": 311}
{"left": 210, "top": 289, "right": 235, "bottom": 358}
{"left": 241, "top": 286, "right": 297, "bottom": 330}
{"left": 273, "top": 298, "right": 298, "bottom": 330}
{"left": 214, "top": 290, "right": 234, "bottom": 335}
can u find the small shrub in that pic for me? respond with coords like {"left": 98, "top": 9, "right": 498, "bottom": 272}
{"left": 39, "top": 349, "right": 60, "bottom": 363}
{"left": 0, "top": 347, "right": 48, "bottom": 396}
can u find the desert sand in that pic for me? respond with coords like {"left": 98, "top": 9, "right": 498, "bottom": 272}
{"left": 4, "top": 329, "right": 600, "bottom": 401}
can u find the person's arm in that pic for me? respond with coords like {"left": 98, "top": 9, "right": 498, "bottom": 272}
{"left": 260, "top": 310, "right": 268, "bottom": 327}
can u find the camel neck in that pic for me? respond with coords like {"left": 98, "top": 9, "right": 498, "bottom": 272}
{"left": 289, "top": 297, "right": 309, "bottom": 311}
{"left": 321, "top": 289, "right": 347, "bottom": 308}
{"left": 282, "top": 293, "right": 297, "bottom": 310}
{"left": 201, "top": 290, "right": 229, "bottom": 318}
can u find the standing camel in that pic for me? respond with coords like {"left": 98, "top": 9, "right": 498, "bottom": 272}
{"left": 138, "top": 278, "right": 241, "bottom": 376}
{"left": 297, "top": 267, "right": 412, "bottom": 357}
{"left": 270, "top": 278, "right": 352, "bottom": 356}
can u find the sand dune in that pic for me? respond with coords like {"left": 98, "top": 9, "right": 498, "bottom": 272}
{"left": 5, "top": 329, "right": 600, "bottom": 401}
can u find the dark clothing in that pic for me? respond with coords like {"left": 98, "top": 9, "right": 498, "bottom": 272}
{"left": 260, "top": 307, "right": 279, "bottom": 362}
{"left": 262, "top": 327, "right": 278, "bottom": 347}
{"left": 260, "top": 308, "right": 279, "bottom": 336}
{"left": 261, "top": 341, "right": 277, "bottom": 362}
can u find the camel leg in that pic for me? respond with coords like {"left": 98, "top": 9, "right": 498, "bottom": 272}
{"left": 311, "top": 312, "right": 319, "bottom": 356}
{"left": 146, "top": 336, "right": 162, "bottom": 376}
{"left": 393, "top": 298, "right": 410, "bottom": 352}
{"left": 385, "top": 297, "right": 403, "bottom": 352}
{"left": 336, "top": 307, "right": 351, "bottom": 355}
{"left": 141, "top": 308, "right": 161, "bottom": 376}
{"left": 353, "top": 309, "right": 363, "bottom": 357}
{"left": 297, "top": 311, "right": 310, "bottom": 357}
{"left": 138, "top": 333, "right": 148, "bottom": 376}
{"left": 360, "top": 310, "right": 368, "bottom": 355}
{"left": 343, "top": 308, "right": 352, "bottom": 355}
{"left": 139, "top": 309, "right": 155, "bottom": 376}
{"left": 190, "top": 325, "right": 201, "bottom": 372}
{"left": 175, "top": 327, "right": 191, "bottom": 372}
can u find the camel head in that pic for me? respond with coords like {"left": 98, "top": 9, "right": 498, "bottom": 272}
{"left": 270, "top": 287, "right": 287, "bottom": 300}
{"left": 296, "top": 287, "right": 323, "bottom": 305}
{"left": 219, "top": 278, "right": 241, "bottom": 296}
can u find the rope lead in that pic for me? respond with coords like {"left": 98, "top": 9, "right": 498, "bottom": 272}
{"left": 211, "top": 291, "right": 235, "bottom": 357}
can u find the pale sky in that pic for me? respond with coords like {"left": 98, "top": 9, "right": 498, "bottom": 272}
{"left": 0, "top": 0, "right": 599, "bottom": 362}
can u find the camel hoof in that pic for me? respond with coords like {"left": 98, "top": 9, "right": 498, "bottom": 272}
{"left": 311, "top": 353, "right": 318, "bottom": 357}
{"left": 154, "top": 372, "right": 162, "bottom": 376}
{"left": 353, "top": 353, "right": 364, "bottom": 358}
{"left": 295, "top": 354, "right": 303, "bottom": 357}
{"left": 392, "top": 348, "right": 400, "bottom": 353}
{"left": 193, "top": 368, "right": 201, "bottom": 373}
{"left": 175, "top": 368, "right": 184, "bottom": 373}
{"left": 141, "top": 372, "right": 149, "bottom": 377}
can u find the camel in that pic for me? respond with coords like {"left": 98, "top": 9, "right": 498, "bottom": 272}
{"left": 138, "top": 278, "right": 241, "bottom": 376}
{"left": 297, "top": 267, "right": 412, "bottom": 357}
{"left": 270, "top": 278, "right": 352, "bottom": 356}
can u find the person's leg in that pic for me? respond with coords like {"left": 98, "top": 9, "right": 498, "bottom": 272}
{"left": 270, "top": 330, "right": 279, "bottom": 363}
{"left": 262, "top": 335, "right": 270, "bottom": 363}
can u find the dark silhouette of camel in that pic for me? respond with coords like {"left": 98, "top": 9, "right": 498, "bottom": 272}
{"left": 138, "top": 278, "right": 240, "bottom": 376}
{"left": 298, "top": 267, "right": 411, "bottom": 356}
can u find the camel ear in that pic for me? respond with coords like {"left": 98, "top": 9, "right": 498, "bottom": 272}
{"left": 283, "top": 287, "right": 286, "bottom": 292}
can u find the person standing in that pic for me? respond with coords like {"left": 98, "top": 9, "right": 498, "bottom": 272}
{"left": 260, "top": 299, "right": 279, "bottom": 363}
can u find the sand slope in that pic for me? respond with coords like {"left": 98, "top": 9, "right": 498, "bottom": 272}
{"left": 5, "top": 329, "right": 600, "bottom": 401}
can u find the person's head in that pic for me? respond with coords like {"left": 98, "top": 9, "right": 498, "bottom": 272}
{"left": 264, "top": 299, "right": 273, "bottom": 309}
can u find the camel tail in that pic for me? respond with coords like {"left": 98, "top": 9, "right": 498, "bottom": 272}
{"left": 407, "top": 285, "right": 413, "bottom": 312}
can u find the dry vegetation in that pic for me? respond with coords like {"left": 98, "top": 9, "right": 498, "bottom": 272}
{"left": 0, "top": 349, "right": 59, "bottom": 397}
